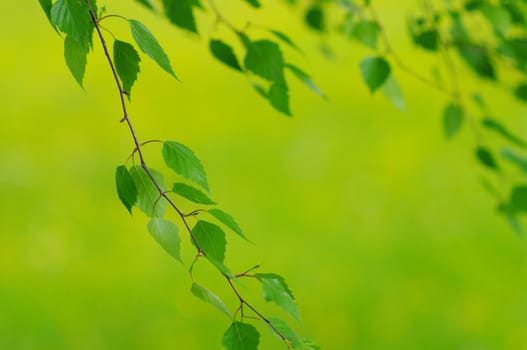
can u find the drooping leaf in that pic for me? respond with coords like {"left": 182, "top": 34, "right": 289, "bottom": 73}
{"left": 498, "top": 203, "right": 523, "bottom": 235}
{"left": 222, "top": 322, "right": 260, "bottom": 350}
{"left": 210, "top": 40, "right": 242, "bottom": 71}
{"left": 351, "top": 20, "right": 378, "bottom": 49}
{"left": 268, "top": 30, "right": 301, "bottom": 53}
{"left": 135, "top": 0, "right": 155, "bottom": 10}
{"left": 480, "top": 4, "right": 511, "bottom": 36}
{"left": 443, "top": 103, "right": 464, "bottom": 139}
{"left": 172, "top": 182, "right": 215, "bottom": 205}
{"left": 305, "top": 5, "right": 325, "bottom": 32}
{"left": 285, "top": 64, "right": 325, "bottom": 98}
{"left": 476, "top": 146, "right": 500, "bottom": 171}
{"left": 515, "top": 84, "right": 527, "bottom": 103}
{"left": 302, "top": 338, "right": 322, "bottom": 350}
{"left": 359, "top": 56, "right": 391, "bottom": 93}
{"left": 115, "top": 165, "right": 138, "bottom": 214}
{"left": 413, "top": 29, "right": 440, "bottom": 51}
{"left": 64, "top": 35, "right": 88, "bottom": 88}
{"left": 162, "top": 141, "right": 209, "bottom": 192}
{"left": 147, "top": 218, "right": 182, "bottom": 261}
{"left": 510, "top": 186, "right": 527, "bottom": 212}
{"left": 255, "top": 273, "right": 299, "bottom": 321}
{"left": 129, "top": 19, "right": 177, "bottom": 78}
{"left": 38, "top": 0, "right": 54, "bottom": 24}
{"left": 268, "top": 82, "right": 291, "bottom": 116}
{"left": 192, "top": 221, "right": 226, "bottom": 263}
{"left": 244, "top": 40, "right": 285, "bottom": 84}
{"left": 129, "top": 165, "right": 167, "bottom": 217}
{"left": 163, "top": 0, "right": 201, "bottom": 33}
{"left": 191, "top": 282, "right": 232, "bottom": 319}
{"left": 458, "top": 45, "right": 495, "bottom": 80}
{"left": 51, "top": 0, "right": 95, "bottom": 46}
{"left": 244, "top": 0, "right": 261, "bottom": 8}
{"left": 208, "top": 208, "right": 248, "bottom": 241}
{"left": 113, "top": 40, "right": 141, "bottom": 97}
{"left": 501, "top": 148, "right": 527, "bottom": 174}
{"left": 381, "top": 76, "right": 406, "bottom": 111}
{"left": 482, "top": 118, "right": 527, "bottom": 148}
{"left": 268, "top": 317, "right": 302, "bottom": 348}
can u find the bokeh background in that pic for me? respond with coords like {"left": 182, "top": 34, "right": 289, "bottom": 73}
{"left": 1, "top": 1, "right": 527, "bottom": 349}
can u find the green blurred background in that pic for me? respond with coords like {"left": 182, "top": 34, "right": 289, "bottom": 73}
{"left": 1, "top": 1, "right": 527, "bottom": 349}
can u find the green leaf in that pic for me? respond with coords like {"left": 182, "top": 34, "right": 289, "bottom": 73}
{"left": 222, "top": 322, "right": 260, "bottom": 350}
{"left": 38, "top": 0, "right": 54, "bottom": 24}
{"left": 129, "top": 19, "right": 177, "bottom": 78}
{"left": 305, "top": 5, "right": 325, "bottom": 32}
{"left": 413, "top": 29, "right": 440, "bottom": 51}
{"left": 351, "top": 20, "right": 378, "bottom": 49}
{"left": 129, "top": 165, "right": 167, "bottom": 217}
{"left": 255, "top": 273, "right": 299, "bottom": 321}
{"left": 208, "top": 209, "right": 248, "bottom": 241}
{"left": 285, "top": 64, "right": 325, "bottom": 98}
{"left": 115, "top": 165, "right": 138, "bottom": 214}
{"left": 162, "top": 141, "right": 209, "bottom": 192}
{"left": 51, "top": 0, "right": 95, "bottom": 46}
{"left": 268, "top": 30, "right": 301, "bottom": 53}
{"left": 476, "top": 146, "right": 499, "bottom": 171}
{"left": 268, "top": 83, "right": 291, "bottom": 116}
{"left": 113, "top": 40, "right": 141, "bottom": 97}
{"left": 482, "top": 118, "right": 527, "bottom": 148}
{"left": 502, "top": 148, "right": 527, "bottom": 174}
{"left": 458, "top": 45, "right": 495, "bottom": 80}
{"left": 302, "top": 338, "right": 322, "bottom": 350}
{"left": 210, "top": 40, "right": 242, "bottom": 72}
{"left": 147, "top": 218, "right": 182, "bottom": 262}
{"left": 172, "top": 183, "right": 215, "bottom": 205}
{"left": 192, "top": 221, "right": 226, "bottom": 263}
{"left": 515, "top": 84, "right": 527, "bottom": 103}
{"left": 191, "top": 283, "right": 232, "bottom": 319}
{"left": 381, "top": 76, "right": 406, "bottom": 111}
{"left": 163, "top": 0, "right": 201, "bottom": 33}
{"left": 443, "top": 103, "right": 464, "bottom": 139}
{"left": 244, "top": 40, "right": 285, "bottom": 84}
{"left": 360, "top": 56, "right": 391, "bottom": 93}
{"left": 481, "top": 4, "right": 511, "bottom": 36}
{"left": 135, "top": 0, "right": 155, "bottom": 10}
{"left": 244, "top": 0, "right": 261, "bottom": 8}
{"left": 267, "top": 317, "right": 302, "bottom": 348}
{"left": 64, "top": 35, "right": 88, "bottom": 88}
{"left": 510, "top": 186, "right": 527, "bottom": 212}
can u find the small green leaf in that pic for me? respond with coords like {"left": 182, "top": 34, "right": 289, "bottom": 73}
{"left": 381, "top": 76, "right": 406, "bottom": 111}
{"left": 135, "top": 0, "right": 155, "bottom": 10}
{"left": 305, "top": 5, "right": 325, "bottom": 32}
{"left": 443, "top": 103, "right": 464, "bottom": 139}
{"left": 172, "top": 183, "right": 215, "bottom": 205}
{"left": 413, "top": 29, "right": 440, "bottom": 51}
{"left": 481, "top": 4, "right": 511, "bottom": 36}
{"left": 191, "top": 283, "right": 232, "bottom": 319}
{"left": 64, "top": 35, "right": 88, "bottom": 88}
{"left": 302, "top": 338, "right": 322, "bottom": 350}
{"left": 458, "top": 45, "right": 495, "bottom": 80}
{"left": 162, "top": 141, "right": 209, "bottom": 192}
{"left": 476, "top": 146, "right": 499, "bottom": 171}
{"left": 222, "top": 322, "right": 260, "bottom": 350}
{"left": 515, "top": 84, "right": 527, "bottom": 103}
{"left": 268, "top": 30, "right": 301, "bottom": 53}
{"left": 115, "top": 165, "right": 138, "bottom": 214}
{"left": 482, "top": 118, "right": 527, "bottom": 148}
{"left": 210, "top": 40, "right": 242, "bottom": 72}
{"left": 510, "top": 186, "right": 527, "bottom": 212}
{"left": 51, "top": 0, "right": 95, "bottom": 46}
{"left": 192, "top": 221, "right": 226, "bottom": 263}
{"left": 129, "top": 165, "right": 167, "bottom": 217}
{"left": 255, "top": 273, "right": 300, "bottom": 321}
{"left": 129, "top": 19, "right": 177, "bottom": 78}
{"left": 163, "top": 0, "right": 201, "bottom": 33}
{"left": 244, "top": 40, "right": 285, "bottom": 84}
{"left": 147, "top": 218, "right": 182, "bottom": 262}
{"left": 360, "top": 56, "right": 391, "bottom": 93}
{"left": 268, "top": 317, "right": 302, "bottom": 348}
{"left": 208, "top": 208, "right": 248, "bottom": 241}
{"left": 285, "top": 64, "right": 325, "bottom": 98}
{"left": 351, "top": 20, "right": 378, "bottom": 49}
{"left": 244, "top": 0, "right": 261, "bottom": 8}
{"left": 113, "top": 40, "right": 141, "bottom": 97}
{"left": 268, "top": 82, "right": 291, "bottom": 116}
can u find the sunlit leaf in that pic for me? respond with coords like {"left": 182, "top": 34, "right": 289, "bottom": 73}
{"left": 129, "top": 165, "right": 167, "bottom": 217}
{"left": 256, "top": 273, "right": 300, "bottom": 321}
{"left": 64, "top": 35, "right": 88, "bottom": 88}
{"left": 162, "top": 141, "right": 209, "bottom": 192}
{"left": 115, "top": 165, "right": 137, "bottom": 214}
{"left": 208, "top": 208, "right": 248, "bottom": 241}
{"left": 443, "top": 103, "right": 463, "bottom": 139}
{"left": 222, "top": 322, "right": 260, "bottom": 350}
{"left": 191, "top": 283, "right": 232, "bottom": 319}
{"left": 113, "top": 40, "right": 141, "bottom": 97}
{"left": 360, "top": 56, "right": 391, "bottom": 92}
{"left": 172, "top": 182, "right": 215, "bottom": 205}
{"left": 147, "top": 218, "right": 182, "bottom": 262}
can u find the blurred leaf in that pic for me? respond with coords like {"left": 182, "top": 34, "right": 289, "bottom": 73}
{"left": 162, "top": 141, "right": 209, "bottom": 192}
{"left": 268, "top": 82, "right": 291, "bottom": 116}
{"left": 510, "top": 186, "right": 527, "bottom": 212}
{"left": 515, "top": 84, "right": 527, "bottom": 103}
{"left": 210, "top": 40, "right": 242, "bottom": 72}
{"left": 443, "top": 103, "right": 464, "bottom": 139}
{"left": 458, "top": 45, "right": 495, "bottom": 80}
{"left": 244, "top": 40, "right": 285, "bottom": 83}
{"left": 302, "top": 338, "right": 322, "bottom": 350}
{"left": 482, "top": 118, "right": 527, "bottom": 148}
{"left": 191, "top": 283, "right": 232, "bottom": 319}
{"left": 192, "top": 221, "right": 226, "bottom": 263}
{"left": 147, "top": 218, "right": 182, "bottom": 262}
{"left": 208, "top": 208, "right": 249, "bottom": 241}
{"left": 351, "top": 20, "right": 378, "bottom": 49}
{"left": 285, "top": 64, "right": 325, "bottom": 98}
{"left": 476, "top": 146, "right": 500, "bottom": 171}
{"left": 113, "top": 40, "right": 141, "bottom": 97}
{"left": 360, "top": 56, "right": 391, "bottom": 93}
{"left": 129, "top": 166, "right": 167, "bottom": 217}
{"left": 501, "top": 148, "right": 527, "bottom": 173}
{"left": 268, "top": 30, "right": 302, "bottom": 53}
{"left": 129, "top": 19, "right": 177, "bottom": 78}
{"left": 268, "top": 317, "right": 302, "bottom": 348}
{"left": 413, "top": 29, "right": 440, "bottom": 51}
{"left": 481, "top": 4, "right": 511, "bottom": 36}
{"left": 135, "top": 0, "right": 155, "bottom": 10}
{"left": 381, "top": 76, "right": 406, "bottom": 111}
{"left": 305, "top": 5, "right": 325, "bottom": 32}
{"left": 244, "top": 0, "right": 261, "bottom": 8}
{"left": 255, "top": 273, "right": 299, "bottom": 321}
{"left": 172, "top": 183, "right": 215, "bottom": 205}
{"left": 163, "top": 0, "right": 201, "bottom": 33}
{"left": 115, "top": 165, "right": 138, "bottom": 214}
{"left": 64, "top": 35, "right": 88, "bottom": 88}
{"left": 222, "top": 322, "right": 260, "bottom": 350}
